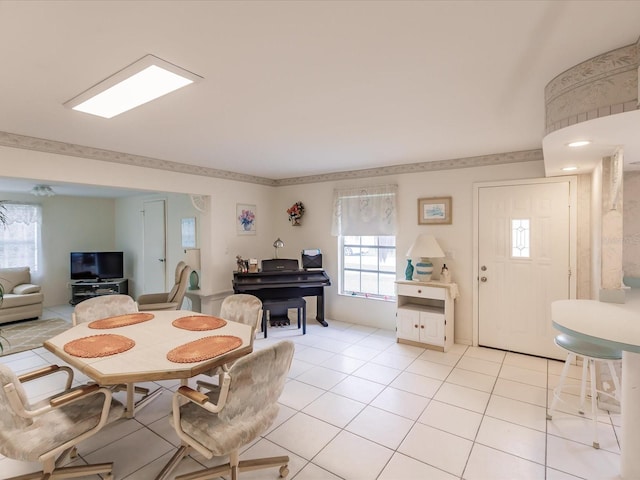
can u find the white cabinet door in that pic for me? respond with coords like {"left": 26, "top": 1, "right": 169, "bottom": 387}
{"left": 420, "top": 312, "right": 445, "bottom": 347}
{"left": 397, "top": 308, "right": 420, "bottom": 342}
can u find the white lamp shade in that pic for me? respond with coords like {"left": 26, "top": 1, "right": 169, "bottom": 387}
{"left": 407, "top": 234, "right": 445, "bottom": 259}
{"left": 184, "top": 248, "right": 201, "bottom": 270}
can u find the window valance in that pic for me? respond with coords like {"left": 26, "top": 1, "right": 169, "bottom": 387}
{"left": 331, "top": 184, "right": 398, "bottom": 236}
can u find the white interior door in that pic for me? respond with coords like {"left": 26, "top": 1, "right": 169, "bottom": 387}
{"left": 478, "top": 181, "right": 571, "bottom": 360}
{"left": 143, "top": 200, "right": 166, "bottom": 293}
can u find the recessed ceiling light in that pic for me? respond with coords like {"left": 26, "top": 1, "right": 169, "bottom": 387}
{"left": 567, "top": 140, "right": 591, "bottom": 148}
{"left": 64, "top": 55, "right": 202, "bottom": 119}
{"left": 562, "top": 166, "right": 578, "bottom": 171}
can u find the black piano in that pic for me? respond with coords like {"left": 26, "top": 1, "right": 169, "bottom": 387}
{"left": 232, "top": 259, "right": 331, "bottom": 327}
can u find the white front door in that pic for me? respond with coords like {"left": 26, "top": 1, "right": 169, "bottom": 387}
{"left": 478, "top": 181, "right": 572, "bottom": 360}
{"left": 143, "top": 200, "right": 166, "bottom": 293}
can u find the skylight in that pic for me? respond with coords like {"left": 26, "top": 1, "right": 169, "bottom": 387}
{"left": 64, "top": 55, "right": 201, "bottom": 119}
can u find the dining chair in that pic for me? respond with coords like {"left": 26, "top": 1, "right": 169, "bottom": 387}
{"left": 219, "top": 293, "right": 263, "bottom": 331}
{"left": 72, "top": 294, "right": 152, "bottom": 412}
{"left": 72, "top": 293, "right": 138, "bottom": 326}
{"left": 137, "top": 261, "right": 192, "bottom": 311}
{"left": 0, "top": 363, "right": 124, "bottom": 480}
{"left": 547, "top": 332, "right": 622, "bottom": 449}
{"left": 195, "top": 293, "right": 262, "bottom": 393}
{"left": 157, "top": 340, "right": 295, "bottom": 480}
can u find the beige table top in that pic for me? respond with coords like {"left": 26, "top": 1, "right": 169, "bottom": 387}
{"left": 44, "top": 310, "right": 254, "bottom": 385}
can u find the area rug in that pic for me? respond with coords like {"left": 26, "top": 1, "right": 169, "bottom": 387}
{"left": 0, "top": 317, "right": 72, "bottom": 356}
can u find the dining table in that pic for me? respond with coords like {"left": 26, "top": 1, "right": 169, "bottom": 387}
{"left": 44, "top": 309, "right": 254, "bottom": 418}
{"left": 552, "top": 288, "right": 640, "bottom": 479}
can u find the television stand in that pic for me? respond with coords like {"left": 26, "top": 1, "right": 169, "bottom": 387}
{"left": 69, "top": 279, "right": 128, "bottom": 305}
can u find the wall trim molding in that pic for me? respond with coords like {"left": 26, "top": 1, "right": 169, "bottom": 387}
{"left": 0, "top": 130, "right": 542, "bottom": 186}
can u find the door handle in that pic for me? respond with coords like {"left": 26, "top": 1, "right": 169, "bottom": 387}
{"left": 158, "top": 258, "right": 165, "bottom": 262}
{"left": 481, "top": 266, "right": 487, "bottom": 271}
{"left": 480, "top": 277, "right": 488, "bottom": 282}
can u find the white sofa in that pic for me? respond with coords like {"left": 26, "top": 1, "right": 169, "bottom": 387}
{"left": 0, "top": 267, "right": 43, "bottom": 324}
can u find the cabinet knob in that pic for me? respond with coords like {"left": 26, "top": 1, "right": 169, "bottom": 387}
{"left": 420, "top": 325, "right": 424, "bottom": 329}
{"left": 417, "top": 289, "right": 422, "bottom": 293}
{"left": 414, "top": 324, "right": 418, "bottom": 328}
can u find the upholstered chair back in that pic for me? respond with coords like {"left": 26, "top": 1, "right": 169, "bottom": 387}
{"left": 178, "top": 341, "right": 294, "bottom": 457}
{"left": 73, "top": 294, "right": 138, "bottom": 325}
{"left": 219, "top": 294, "right": 262, "bottom": 330}
{"left": 220, "top": 340, "right": 294, "bottom": 423}
{"left": 168, "top": 261, "right": 190, "bottom": 303}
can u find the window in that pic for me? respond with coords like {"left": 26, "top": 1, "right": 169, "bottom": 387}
{"left": 331, "top": 184, "right": 398, "bottom": 301}
{"left": 0, "top": 203, "right": 42, "bottom": 272}
{"left": 341, "top": 235, "right": 396, "bottom": 300}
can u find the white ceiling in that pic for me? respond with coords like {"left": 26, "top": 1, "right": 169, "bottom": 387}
{"left": 1, "top": 0, "right": 640, "bottom": 186}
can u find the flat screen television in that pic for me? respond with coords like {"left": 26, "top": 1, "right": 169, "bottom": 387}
{"left": 70, "top": 251, "right": 124, "bottom": 281}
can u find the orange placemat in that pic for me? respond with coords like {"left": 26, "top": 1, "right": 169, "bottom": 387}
{"left": 172, "top": 315, "right": 227, "bottom": 331}
{"left": 64, "top": 334, "right": 135, "bottom": 358}
{"left": 89, "top": 312, "right": 154, "bottom": 329}
{"left": 167, "top": 335, "right": 242, "bottom": 363}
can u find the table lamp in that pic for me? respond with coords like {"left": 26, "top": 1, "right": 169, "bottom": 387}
{"left": 184, "top": 248, "right": 201, "bottom": 290}
{"left": 406, "top": 234, "right": 445, "bottom": 281}
{"left": 273, "top": 238, "right": 284, "bottom": 258}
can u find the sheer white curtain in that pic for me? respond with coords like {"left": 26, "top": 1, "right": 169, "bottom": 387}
{"left": 0, "top": 203, "right": 42, "bottom": 271}
{"left": 331, "top": 184, "right": 398, "bottom": 236}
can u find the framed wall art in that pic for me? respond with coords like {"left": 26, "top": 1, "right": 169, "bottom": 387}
{"left": 236, "top": 203, "right": 257, "bottom": 235}
{"left": 181, "top": 217, "right": 196, "bottom": 248}
{"left": 418, "top": 196, "right": 452, "bottom": 225}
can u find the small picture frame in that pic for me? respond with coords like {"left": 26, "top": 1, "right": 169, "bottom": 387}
{"left": 418, "top": 197, "right": 452, "bottom": 225}
{"left": 236, "top": 203, "right": 257, "bottom": 235}
{"left": 181, "top": 217, "right": 196, "bottom": 248}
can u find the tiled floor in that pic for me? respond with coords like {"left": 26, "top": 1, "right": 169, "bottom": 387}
{"left": 0, "top": 305, "right": 623, "bottom": 479}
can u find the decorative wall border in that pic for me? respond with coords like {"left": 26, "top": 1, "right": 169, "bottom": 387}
{"left": 0, "top": 130, "right": 542, "bottom": 187}
{"left": 545, "top": 39, "right": 639, "bottom": 134}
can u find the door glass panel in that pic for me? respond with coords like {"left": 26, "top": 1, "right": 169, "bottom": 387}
{"left": 511, "top": 219, "right": 530, "bottom": 258}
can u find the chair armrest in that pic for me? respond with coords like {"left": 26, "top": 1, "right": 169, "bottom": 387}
{"left": 138, "top": 302, "right": 179, "bottom": 311}
{"left": 18, "top": 364, "right": 74, "bottom": 390}
{"left": 174, "top": 373, "right": 231, "bottom": 415}
{"left": 5, "top": 381, "right": 113, "bottom": 419}
{"left": 177, "top": 386, "right": 208, "bottom": 405}
{"left": 137, "top": 293, "right": 169, "bottom": 304}
{"left": 50, "top": 384, "right": 100, "bottom": 407}
{"left": 12, "top": 283, "right": 41, "bottom": 294}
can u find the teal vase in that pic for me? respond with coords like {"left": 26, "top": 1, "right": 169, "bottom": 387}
{"left": 405, "top": 259, "right": 414, "bottom": 281}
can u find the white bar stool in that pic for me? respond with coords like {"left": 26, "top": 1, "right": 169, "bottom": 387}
{"left": 547, "top": 333, "right": 622, "bottom": 449}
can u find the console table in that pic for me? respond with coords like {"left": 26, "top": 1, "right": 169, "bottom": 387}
{"left": 395, "top": 280, "right": 458, "bottom": 352}
{"left": 69, "top": 279, "right": 128, "bottom": 305}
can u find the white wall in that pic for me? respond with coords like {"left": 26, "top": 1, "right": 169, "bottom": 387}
{"left": 275, "top": 160, "right": 546, "bottom": 344}
{"left": 1, "top": 145, "right": 546, "bottom": 343}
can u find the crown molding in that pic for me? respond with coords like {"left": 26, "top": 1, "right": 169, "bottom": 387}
{"left": 0, "top": 131, "right": 542, "bottom": 186}
{"left": 0, "top": 131, "right": 276, "bottom": 186}
{"left": 273, "top": 149, "right": 544, "bottom": 185}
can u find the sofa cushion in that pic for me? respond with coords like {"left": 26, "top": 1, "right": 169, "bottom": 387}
{"left": 0, "top": 267, "right": 31, "bottom": 294}
{"left": 1, "top": 293, "right": 44, "bottom": 308}
{"left": 12, "top": 284, "right": 40, "bottom": 295}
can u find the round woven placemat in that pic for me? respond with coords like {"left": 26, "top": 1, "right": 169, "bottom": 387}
{"left": 172, "top": 315, "right": 227, "bottom": 331}
{"left": 64, "top": 334, "right": 135, "bottom": 358}
{"left": 167, "top": 335, "right": 242, "bottom": 363}
{"left": 89, "top": 312, "right": 155, "bottom": 329}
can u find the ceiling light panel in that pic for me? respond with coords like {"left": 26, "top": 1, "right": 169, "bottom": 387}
{"left": 64, "top": 55, "right": 202, "bottom": 119}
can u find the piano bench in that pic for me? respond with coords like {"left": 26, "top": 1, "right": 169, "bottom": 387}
{"left": 261, "top": 298, "right": 306, "bottom": 338}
